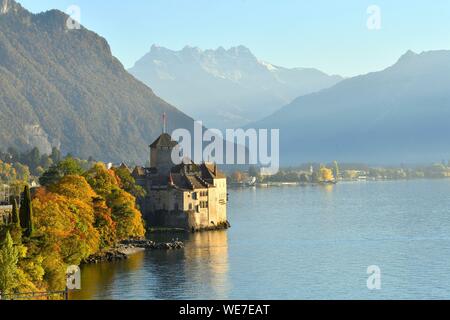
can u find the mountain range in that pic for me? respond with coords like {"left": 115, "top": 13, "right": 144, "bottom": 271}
{"left": 2, "top": 0, "right": 450, "bottom": 166}
{"left": 251, "top": 50, "right": 450, "bottom": 164}
{"left": 0, "top": 0, "right": 194, "bottom": 163}
{"left": 129, "top": 45, "right": 343, "bottom": 128}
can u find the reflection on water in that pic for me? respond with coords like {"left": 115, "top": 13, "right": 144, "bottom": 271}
{"left": 182, "top": 232, "right": 230, "bottom": 299}
{"left": 72, "top": 180, "right": 450, "bottom": 299}
{"left": 70, "top": 251, "right": 146, "bottom": 300}
{"left": 71, "top": 231, "right": 229, "bottom": 300}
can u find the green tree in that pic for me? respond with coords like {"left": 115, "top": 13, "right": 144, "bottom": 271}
{"left": 0, "top": 232, "right": 20, "bottom": 295}
{"left": 57, "top": 157, "right": 84, "bottom": 176}
{"left": 311, "top": 171, "right": 319, "bottom": 183}
{"left": 39, "top": 155, "right": 53, "bottom": 170}
{"left": 19, "top": 186, "right": 33, "bottom": 238}
{"left": 333, "top": 161, "right": 340, "bottom": 180}
{"left": 39, "top": 157, "right": 84, "bottom": 187}
{"left": 11, "top": 197, "right": 19, "bottom": 227}
{"left": 248, "top": 165, "right": 259, "bottom": 177}
{"left": 50, "top": 147, "right": 61, "bottom": 164}
{"left": 39, "top": 165, "right": 61, "bottom": 187}
{"left": 299, "top": 173, "right": 309, "bottom": 183}
{"left": 27, "top": 147, "right": 41, "bottom": 173}
{"left": 113, "top": 167, "right": 146, "bottom": 198}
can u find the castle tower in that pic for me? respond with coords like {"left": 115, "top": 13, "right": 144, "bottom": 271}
{"left": 150, "top": 133, "right": 179, "bottom": 175}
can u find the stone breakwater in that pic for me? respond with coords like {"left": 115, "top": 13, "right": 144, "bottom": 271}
{"left": 84, "top": 239, "right": 185, "bottom": 264}
{"left": 121, "top": 239, "right": 185, "bottom": 250}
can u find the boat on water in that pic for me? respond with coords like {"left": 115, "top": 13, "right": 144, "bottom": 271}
{"left": 319, "top": 180, "right": 337, "bottom": 185}
{"left": 230, "top": 177, "right": 257, "bottom": 188}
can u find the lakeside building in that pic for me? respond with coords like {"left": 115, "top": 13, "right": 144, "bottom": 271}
{"left": 132, "top": 133, "right": 229, "bottom": 232}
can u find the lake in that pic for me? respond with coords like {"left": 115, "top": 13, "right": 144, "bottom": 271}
{"left": 71, "top": 179, "right": 450, "bottom": 300}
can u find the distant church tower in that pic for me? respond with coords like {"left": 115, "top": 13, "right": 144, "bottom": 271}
{"left": 149, "top": 113, "right": 179, "bottom": 175}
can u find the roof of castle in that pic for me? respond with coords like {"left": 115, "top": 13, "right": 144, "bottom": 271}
{"left": 200, "top": 163, "right": 226, "bottom": 179}
{"left": 119, "top": 162, "right": 131, "bottom": 172}
{"left": 150, "top": 133, "right": 178, "bottom": 148}
{"left": 132, "top": 166, "right": 146, "bottom": 177}
{"left": 134, "top": 161, "right": 226, "bottom": 190}
{"left": 171, "top": 172, "right": 210, "bottom": 190}
{"left": 142, "top": 162, "right": 214, "bottom": 191}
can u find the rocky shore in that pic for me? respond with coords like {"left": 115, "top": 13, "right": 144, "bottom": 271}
{"left": 192, "top": 221, "right": 231, "bottom": 232}
{"left": 121, "top": 239, "right": 185, "bottom": 250}
{"left": 83, "top": 239, "right": 185, "bottom": 264}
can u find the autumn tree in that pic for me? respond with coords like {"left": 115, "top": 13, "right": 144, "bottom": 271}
{"left": 33, "top": 188, "right": 99, "bottom": 266}
{"left": 107, "top": 188, "right": 145, "bottom": 240}
{"left": 93, "top": 197, "right": 116, "bottom": 249}
{"left": 84, "top": 163, "right": 145, "bottom": 240}
{"left": 113, "top": 166, "right": 146, "bottom": 199}
{"left": 83, "top": 163, "right": 120, "bottom": 198}
{"left": 319, "top": 166, "right": 335, "bottom": 182}
{"left": 232, "top": 171, "right": 244, "bottom": 183}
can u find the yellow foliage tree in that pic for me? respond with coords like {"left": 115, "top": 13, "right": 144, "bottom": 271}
{"left": 32, "top": 189, "right": 100, "bottom": 266}
{"left": 107, "top": 188, "right": 145, "bottom": 240}
{"left": 83, "top": 163, "right": 120, "bottom": 198}
{"left": 83, "top": 163, "right": 145, "bottom": 240}
{"left": 319, "top": 167, "right": 335, "bottom": 182}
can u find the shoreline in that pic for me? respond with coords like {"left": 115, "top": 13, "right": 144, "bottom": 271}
{"left": 228, "top": 177, "right": 450, "bottom": 190}
{"left": 83, "top": 239, "right": 185, "bottom": 264}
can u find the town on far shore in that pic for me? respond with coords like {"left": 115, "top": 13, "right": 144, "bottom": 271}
{"left": 3, "top": 131, "right": 450, "bottom": 226}
{"left": 228, "top": 161, "right": 450, "bottom": 187}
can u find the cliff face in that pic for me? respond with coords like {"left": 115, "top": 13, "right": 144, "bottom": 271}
{"left": 0, "top": 0, "right": 194, "bottom": 163}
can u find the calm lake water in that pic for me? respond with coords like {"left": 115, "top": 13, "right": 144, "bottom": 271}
{"left": 72, "top": 180, "right": 450, "bottom": 300}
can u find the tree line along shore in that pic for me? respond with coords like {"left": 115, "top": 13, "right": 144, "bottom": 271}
{"left": 228, "top": 162, "right": 450, "bottom": 186}
{"left": 0, "top": 150, "right": 147, "bottom": 298}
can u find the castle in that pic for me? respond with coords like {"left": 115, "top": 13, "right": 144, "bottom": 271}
{"left": 132, "top": 133, "right": 229, "bottom": 232}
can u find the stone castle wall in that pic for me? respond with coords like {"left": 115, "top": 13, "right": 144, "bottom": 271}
{"left": 145, "top": 209, "right": 228, "bottom": 232}
{"left": 139, "top": 186, "right": 228, "bottom": 232}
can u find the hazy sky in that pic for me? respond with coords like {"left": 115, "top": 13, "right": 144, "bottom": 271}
{"left": 18, "top": 0, "right": 450, "bottom": 77}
